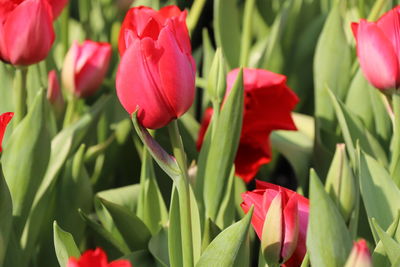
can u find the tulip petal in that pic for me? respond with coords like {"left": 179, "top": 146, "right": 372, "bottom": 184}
{"left": 157, "top": 24, "right": 196, "bottom": 117}
{"left": 377, "top": 6, "right": 400, "bottom": 59}
{"left": 0, "top": 112, "right": 13, "bottom": 153}
{"left": 46, "top": 0, "right": 68, "bottom": 19}
{"left": 356, "top": 20, "right": 399, "bottom": 89}
{"left": 281, "top": 195, "right": 299, "bottom": 262}
{"left": 4, "top": 0, "right": 55, "bottom": 65}
{"left": 116, "top": 38, "right": 176, "bottom": 129}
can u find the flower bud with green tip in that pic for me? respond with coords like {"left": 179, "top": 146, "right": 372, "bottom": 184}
{"left": 207, "top": 48, "right": 226, "bottom": 103}
{"left": 325, "top": 143, "right": 356, "bottom": 222}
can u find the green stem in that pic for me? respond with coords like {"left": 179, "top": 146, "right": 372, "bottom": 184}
{"left": 239, "top": 0, "right": 256, "bottom": 67}
{"left": 187, "top": 0, "right": 207, "bottom": 34}
{"left": 13, "top": 68, "right": 28, "bottom": 125}
{"left": 390, "top": 93, "right": 400, "bottom": 175}
{"left": 167, "top": 120, "right": 194, "bottom": 267}
{"left": 63, "top": 96, "right": 78, "bottom": 127}
{"left": 367, "top": 0, "right": 387, "bottom": 21}
{"left": 61, "top": 3, "right": 70, "bottom": 56}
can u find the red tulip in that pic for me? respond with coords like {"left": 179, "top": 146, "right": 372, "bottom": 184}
{"left": 67, "top": 248, "right": 132, "bottom": 267}
{"left": 116, "top": 6, "right": 196, "bottom": 129}
{"left": 197, "top": 68, "right": 298, "bottom": 183}
{"left": 241, "top": 181, "right": 309, "bottom": 266}
{"left": 62, "top": 40, "right": 112, "bottom": 98}
{"left": 0, "top": 112, "right": 14, "bottom": 153}
{"left": 0, "top": 0, "right": 63, "bottom": 65}
{"left": 46, "top": 0, "right": 68, "bottom": 18}
{"left": 344, "top": 239, "right": 372, "bottom": 267}
{"left": 352, "top": 6, "right": 400, "bottom": 90}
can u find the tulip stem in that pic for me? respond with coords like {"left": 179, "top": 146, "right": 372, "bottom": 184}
{"left": 63, "top": 97, "right": 78, "bottom": 127}
{"left": 390, "top": 93, "right": 400, "bottom": 182}
{"left": 187, "top": 0, "right": 207, "bottom": 34}
{"left": 239, "top": 0, "right": 255, "bottom": 67}
{"left": 168, "top": 120, "right": 194, "bottom": 267}
{"left": 13, "top": 68, "right": 28, "bottom": 125}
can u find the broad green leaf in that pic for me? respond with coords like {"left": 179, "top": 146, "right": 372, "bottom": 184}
{"left": 373, "top": 212, "right": 400, "bottom": 266}
{"left": 2, "top": 90, "right": 50, "bottom": 236}
{"left": 213, "top": 0, "right": 241, "bottom": 68}
{"left": 149, "top": 227, "right": 169, "bottom": 267}
{"left": 53, "top": 221, "right": 80, "bottom": 267}
{"left": 372, "top": 218, "right": 400, "bottom": 265}
{"left": 359, "top": 151, "right": 400, "bottom": 232}
{"left": 168, "top": 188, "right": 183, "bottom": 267}
{"left": 123, "top": 250, "right": 157, "bottom": 267}
{"left": 0, "top": 170, "right": 12, "bottom": 266}
{"left": 79, "top": 209, "right": 130, "bottom": 254}
{"left": 196, "top": 207, "right": 253, "bottom": 267}
{"left": 215, "top": 167, "right": 236, "bottom": 229}
{"left": 314, "top": 4, "right": 351, "bottom": 153}
{"left": 328, "top": 89, "right": 388, "bottom": 167}
{"left": 307, "top": 170, "right": 352, "bottom": 267}
{"left": 100, "top": 198, "right": 151, "bottom": 252}
{"left": 137, "top": 149, "right": 168, "bottom": 235}
{"left": 203, "top": 69, "right": 243, "bottom": 221}
{"left": 201, "top": 218, "right": 221, "bottom": 252}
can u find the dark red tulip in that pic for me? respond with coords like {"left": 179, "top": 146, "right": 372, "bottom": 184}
{"left": 197, "top": 68, "right": 298, "bottom": 183}
{"left": 116, "top": 6, "right": 196, "bottom": 129}
{"left": 67, "top": 248, "right": 132, "bottom": 267}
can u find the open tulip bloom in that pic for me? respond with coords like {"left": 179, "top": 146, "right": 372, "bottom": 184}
{"left": 2, "top": 2, "right": 400, "bottom": 267}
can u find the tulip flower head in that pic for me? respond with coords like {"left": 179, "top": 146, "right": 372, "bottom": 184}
{"left": 67, "top": 248, "right": 132, "bottom": 267}
{"left": 62, "top": 40, "right": 112, "bottom": 98}
{"left": 197, "top": 68, "right": 298, "bottom": 183}
{"left": 352, "top": 6, "right": 400, "bottom": 91}
{"left": 241, "top": 181, "right": 309, "bottom": 266}
{"left": 344, "top": 239, "right": 372, "bottom": 267}
{"left": 116, "top": 5, "right": 196, "bottom": 129}
{"left": 0, "top": 0, "right": 67, "bottom": 66}
{"left": 0, "top": 112, "right": 14, "bottom": 153}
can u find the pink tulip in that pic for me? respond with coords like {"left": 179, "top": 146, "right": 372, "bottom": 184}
{"left": 116, "top": 6, "right": 196, "bottom": 129}
{"left": 241, "top": 181, "right": 309, "bottom": 266}
{"left": 0, "top": 0, "right": 56, "bottom": 66}
{"left": 344, "top": 239, "right": 372, "bottom": 267}
{"left": 0, "top": 112, "right": 14, "bottom": 153}
{"left": 68, "top": 248, "right": 132, "bottom": 267}
{"left": 352, "top": 6, "right": 400, "bottom": 90}
{"left": 62, "top": 40, "right": 112, "bottom": 98}
{"left": 47, "top": 70, "right": 64, "bottom": 108}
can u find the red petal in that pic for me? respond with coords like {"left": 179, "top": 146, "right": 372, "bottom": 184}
{"left": 0, "top": 112, "right": 13, "bottom": 153}
{"left": 4, "top": 0, "right": 54, "bottom": 65}
{"left": 281, "top": 195, "right": 299, "bottom": 262}
{"left": 377, "top": 6, "right": 400, "bottom": 59}
{"left": 46, "top": 0, "right": 68, "bottom": 19}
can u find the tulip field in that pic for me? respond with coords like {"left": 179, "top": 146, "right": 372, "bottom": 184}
{"left": 2, "top": 0, "right": 400, "bottom": 266}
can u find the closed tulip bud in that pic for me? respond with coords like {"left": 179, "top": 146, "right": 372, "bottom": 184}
{"left": 352, "top": 6, "right": 400, "bottom": 91}
{"left": 344, "top": 239, "right": 372, "bottom": 267}
{"left": 207, "top": 48, "right": 226, "bottom": 103}
{"left": 325, "top": 144, "right": 356, "bottom": 222}
{"left": 0, "top": 0, "right": 58, "bottom": 66}
{"left": 62, "top": 40, "right": 112, "bottom": 98}
{"left": 0, "top": 112, "right": 14, "bottom": 153}
{"left": 47, "top": 70, "right": 64, "bottom": 113}
{"left": 241, "top": 181, "right": 309, "bottom": 266}
{"left": 68, "top": 248, "right": 132, "bottom": 267}
{"left": 116, "top": 6, "right": 196, "bottom": 129}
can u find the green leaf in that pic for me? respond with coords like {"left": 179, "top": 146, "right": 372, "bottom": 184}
{"left": 359, "top": 151, "right": 400, "bottom": 232}
{"left": 99, "top": 198, "right": 151, "bottom": 252}
{"left": 372, "top": 218, "right": 400, "bottom": 265}
{"left": 53, "top": 221, "right": 80, "bottom": 267}
{"left": 148, "top": 227, "right": 169, "bottom": 267}
{"left": 131, "top": 113, "right": 181, "bottom": 180}
{"left": 196, "top": 207, "right": 253, "bottom": 267}
{"left": 136, "top": 149, "right": 168, "bottom": 235}
{"left": 307, "top": 169, "right": 352, "bottom": 267}
{"left": 202, "top": 69, "right": 244, "bottom": 221}
{"left": 0, "top": 170, "right": 12, "bottom": 266}
{"left": 314, "top": 4, "right": 351, "bottom": 153}
{"left": 2, "top": 90, "right": 50, "bottom": 235}
{"left": 201, "top": 218, "right": 221, "bottom": 252}
{"left": 213, "top": 0, "right": 241, "bottom": 68}
{"left": 123, "top": 250, "right": 157, "bottom": 267}
{"left": 215, "top": 167, "right": 236, "bottom": 229}
{"left": 79, "top": 209, "right": 130, "bottom": 254}
{"left": 328, "top": 89, "right": 388, "bottom": 167}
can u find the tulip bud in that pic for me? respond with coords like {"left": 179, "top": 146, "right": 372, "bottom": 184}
{"left": 241, "top": 181, "right": 309, "bottom": 266}
{"left": 116, "top": 6, "right": 196, "bottom": 129}
{"left": 352, "top": 6, "right": 400, "bottom": 90}
{"left": 325, "top": 144, "right": 356, "bottom": 222}
{"left": 207, "top": 48, "right": 226, "bottom": 103}
{"left": 344, "top": 239, "right": 372, "bottom": 267}
{"left": 0, "top": 0, "right": 55, "bottom": 66}
{"left": 0, "top": 112, "right": 14, "bottom": 153}
{"left": 62, "top": 40, "right": 112, "bottom": 98}
{"left": 47, "top": 70, "right": 64, "bottom": 113}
